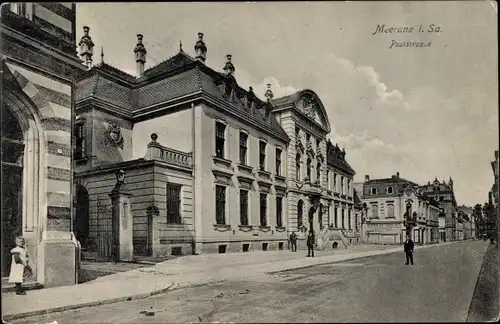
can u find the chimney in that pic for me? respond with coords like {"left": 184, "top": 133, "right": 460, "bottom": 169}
{"left": 265, "top": 83, "right": 274, "bottom": 102}
{"left": 223, "top": 54, "right": 235, "bottom": 76}
{"left": 396, "top": 172, "right": 400, "bottom": 178}
{"left": 194, "top": 32, "right": 207, "bottom": 63}
{"left": 365, "top": 175, "right": 370, "bottom": 181}
{"left": 133, "top": 34, "right": 147, "bottom": 76}
{"left": 78, "top": 26, "right": 95, "bottom": 68}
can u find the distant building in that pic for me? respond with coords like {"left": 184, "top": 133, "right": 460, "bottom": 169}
{"left": 361, "top": 173, "right": 440, "bottom": 245}
{"left": 458, "top": 205, "right": 475, "bottom": 240}
{"left": 1, "top": 3, "right": 84, "bottom": 287}
{"left": 420, "top": 178, "right": 458, "bottom": 242}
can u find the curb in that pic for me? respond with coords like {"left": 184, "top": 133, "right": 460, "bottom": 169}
{"left": 2, "top": 282, "right": 176, "bottom": 322}
{"left": 1, "top": 240, "right": 474, "bottom": 321}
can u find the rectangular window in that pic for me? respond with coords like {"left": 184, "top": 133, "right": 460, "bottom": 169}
{"left": 371, "top": 204, "right": 379, "bottom": 218}
{"left": 215, "top": 185, "right": 226, "bottom": 225}
{"left": 242, "top": 243, "right": 249, "bottom": 252}
{"left": 334, "top": 174, "right": 337, "bottom": 192}
{"left": 215, "top": 122, "right": 226, "bottom": 159}
{"left": 275, "top": 148, "right": 282, "bottom": 176}
{"left": 347, "top": 179, "right": 351, "bottom": 195}
{"left": 167, "top": 183, "right": 182, "bottom": 224}
{"left": 240, "top": 190, "right": 249, "bottom": 225}
{"left": 342, "top": 209, "right": 345, "bottom": 229}
{"left": 74, "top": 121, "right": 86, "bottom": 159}
{"left": 387, "top": 204, "right": 395, "bottom": 218}
{"left": 259, "top": 141, "right": 267, "bottom": 171}
{"left": 276, "top": 196, "right": 283, "bottom": 227}
{"left": 239, "top": 132, "right": 248, "bottom": 165}
{"left": 260, "top": 193, "right": 267, "bottom": 226}
{"left": 348, "top": 210, "right": 352, "bottom": 230}
{"left": 327, "top": 171, "right": 330, "bottom": 190}
{"left": 334, "top": 207, "right": 338, "bottom": 227}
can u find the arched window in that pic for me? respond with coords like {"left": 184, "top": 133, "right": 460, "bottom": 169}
{"left": 306, "top": 158, "right": 311, "bottom": 180}
{"left": 297, "top": 200, "right": 304, "bottom": 227}
{"left": 371, "top": 187, "right": 377, "bottom": 195}
{"left": 387, "top": 186, "right": 394, "bottom": 194}
{"left": 316, "top": 162, "right": 321, "bottom": 183}
{"left": 296, "top": 153, "right": 301, "bottom": 181}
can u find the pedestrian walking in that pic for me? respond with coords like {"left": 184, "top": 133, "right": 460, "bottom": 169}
{"left": 9, "top": 236, "right": 31, "bottom": 295}
{"left": 307, "top": 231, "right": 315, "bottom": 257}
{"left": 290, "top": 232, "right": 298, "bottom": 252}
{"left": 404, "top": 234, "right": 414, "bottom": 265}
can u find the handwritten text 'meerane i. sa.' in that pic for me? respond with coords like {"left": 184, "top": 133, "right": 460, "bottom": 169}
{"left": 372, "top": 24, "right": 442, "bottom": 35}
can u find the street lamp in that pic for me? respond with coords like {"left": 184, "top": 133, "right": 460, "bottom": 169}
{"left": 116, "top": 169, "right": 126, "bottom": 184}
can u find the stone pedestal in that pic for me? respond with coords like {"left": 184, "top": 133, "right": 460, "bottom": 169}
{"left": 109, "top": 182, "right": 133, "bottom": 262}
{"left": 37, "top": 231, "right": 77, "bottom": 287}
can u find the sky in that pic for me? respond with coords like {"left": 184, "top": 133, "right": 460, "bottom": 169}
{"left": 76, "top": 2, "right": 498, "bottom": 207}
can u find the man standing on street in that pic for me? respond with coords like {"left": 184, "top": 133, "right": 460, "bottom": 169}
{"left": 404, "top": 234, "right": 414, "bottom": 265}
{"left": 307, "top": 231, "right": 315, "bottom": 257}
{"left": 290, "top": 232, "right": 298, "bottom": 252}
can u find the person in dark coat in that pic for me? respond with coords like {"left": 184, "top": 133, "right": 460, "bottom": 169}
{"left": 404, "top": 234, "right": 414, "bottom": 265}
{"left": 289, "top": 232, "right": 298, "bottom": 252}
{"left": 307, "top": 231, "right": 315, "bottom": 257}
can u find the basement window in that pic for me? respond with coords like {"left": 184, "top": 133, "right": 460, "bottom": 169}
{"left": 171, "top": 246, "right": 182, "bottom": 256}
{"left": 218, "top": 245, "right": 227, "bottom": 254}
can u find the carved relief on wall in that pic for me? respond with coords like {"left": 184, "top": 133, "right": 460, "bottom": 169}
{"left": 105, "top": 121, "right": 124, "bottom": 149}
{"left": 300, "top": 95, "right": 318, "bottom": 120}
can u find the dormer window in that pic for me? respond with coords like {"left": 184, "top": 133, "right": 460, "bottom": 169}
{"left": 387, "top": 186, "right": 394, "bottom": 194}
{"left": 371, "top": 188, "right": 378, "bottom": 195}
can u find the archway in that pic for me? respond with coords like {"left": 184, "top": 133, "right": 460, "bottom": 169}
{"left": 318, "top": 203, "right": 323, "bottom": 228}
{"left": 1, "top": 103, "right": 24, "bottom": 277}
{"left": 297, "top": 200, "right": 304, "bottom": 228}
{"left": 74, "top": 184, "right": 90, "bottom": 249}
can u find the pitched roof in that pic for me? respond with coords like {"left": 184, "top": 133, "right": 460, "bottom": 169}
{"left": 326, "top": 140, "right": 355, "bottom": 175}
{"left": 75, "top": 49, "right": 289, "bottom": 141}
{"left": 140, "top": 51, "right": 196, "bottom": 80}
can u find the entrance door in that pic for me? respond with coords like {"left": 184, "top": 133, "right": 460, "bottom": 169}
{"left": 1, "top": 104, "right": 24, "bottom": 277}
{"left": 74, "top": 185, "right": 90, "bottom": 249}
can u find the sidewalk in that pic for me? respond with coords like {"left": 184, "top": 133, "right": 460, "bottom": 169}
{"left": 1, "top": 241, "right": 468, "bottom": 321}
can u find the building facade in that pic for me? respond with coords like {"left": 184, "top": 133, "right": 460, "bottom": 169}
{"left": 74, "top": 30, "right": 298, "bottom": 259}
{"left": 361, "top": 173, "right": 440, "bottom": 245}
{"left": 458, "top": 205, "right": 475, "bottom": 240}
{"left": 271, "top": 93, "right": 357, "bottom": 249}
{"left": 1, "top": 3, "right": 84, "bottom": 287}
{"left": 420, "top": 178, "right": 458, "bottom": 242}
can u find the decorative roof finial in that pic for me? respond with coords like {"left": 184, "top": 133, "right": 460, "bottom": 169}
{"left": 223, "top": 54, "right": 235, "bottom": 76}
{"left": 101, "top": 46, "right": 104, "bottom": 63}
{"left": 179, "top": 40, "right": 183, "bottom": 52}
{"left": 194, "top": 32, "right": 207, "bottom": 63}
{"left": 134, "top": 34, "right": 147, "bottom": 76}
{"left": 78, "top": 26, "right": 95, "bottom": 68}
{"left": 265, "top": 83, "right": 274, "bottom": 102}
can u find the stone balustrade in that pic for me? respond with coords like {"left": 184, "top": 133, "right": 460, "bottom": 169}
{"left": 145, "top": 133, "right": 193, "bottom": 168}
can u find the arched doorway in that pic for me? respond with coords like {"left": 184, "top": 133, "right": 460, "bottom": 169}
{"left": 1, "top": 104, "right": 24, "bottom": 277}
{"left": 74, "top": 184, "right": 90, "bottom": 249}
{"left": 297, "top": 200, "right": 304, "bottom": 229}
{"left": 318, "top": 203, "right": 323, "bottom": 228}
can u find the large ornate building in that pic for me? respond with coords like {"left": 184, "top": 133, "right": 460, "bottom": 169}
{"left": 420, "top": 177, "right": 458, "bottom": 241}
{"left": 73, "top": 28, "right": 357, "bottom": 260}
{"left": 361, "top": 173, "right": 440, "bottom": 245}
{"left": 1, "top": 3, "right": 84, "bottom": 287}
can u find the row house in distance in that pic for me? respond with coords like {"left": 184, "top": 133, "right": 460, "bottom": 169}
{"left": 271, "top": 91, "right": 357, "bottom": 249}
{"left": 361, "top": 173, "right": 440, "bottom": 245}
{"left": 73, "top": 30, "right": 290, "bottom": 260}
{"left": 420, "top": 177, "right": 458, "bottom": 242}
